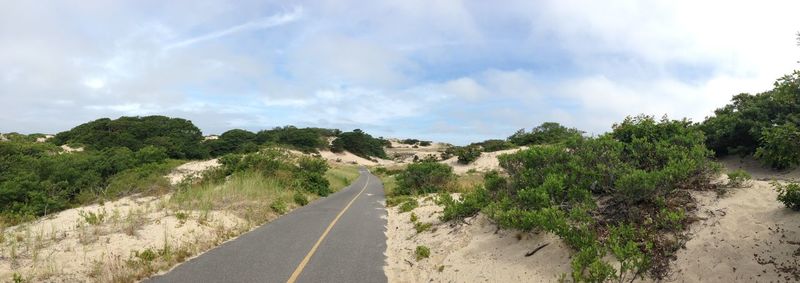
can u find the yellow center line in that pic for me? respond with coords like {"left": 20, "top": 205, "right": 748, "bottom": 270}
{"left": 286, "top": 173, "right": 371, "bottom": 283}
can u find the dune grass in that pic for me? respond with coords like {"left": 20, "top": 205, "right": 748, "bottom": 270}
{"left": 170, "top": 171, "right": 298, "bottom": 225}
{"left": 325, "top": 164, "right": 361, "bottom": 192}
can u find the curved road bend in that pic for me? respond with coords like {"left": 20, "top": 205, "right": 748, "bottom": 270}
{"left": 147, "top": 168, "right": 387, "bottom": 283}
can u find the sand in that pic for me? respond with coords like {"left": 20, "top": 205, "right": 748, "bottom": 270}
{"left": 385, "top": 140, "right": 450, "bottom": 164}
{"left": 59, "top": 145, "right": 84, "bottom": 153}
{"left": 667, "top": 160, "right": 800, "bottom": 282}
{"left": 0, "top": 194, "right": 245, "bottom": 282}
{"left": 385, "top": 157, "right": 800, "bottom": 282}
{"left": 384, "top": 195, "right": 572, "bottom": 283}
{"left": 319, "top": 150, "right": 395, "bottom": 166}
{"left": 440, "top": 147, "right": 527, "bottom": 174}
{"left": 165, "top": 159, "right": 220, "bottom": 185}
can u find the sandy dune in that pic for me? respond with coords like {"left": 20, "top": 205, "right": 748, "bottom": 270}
{"left": 384, "top": 195, "right": 571, "bottom": 283}
{"left": 440, "top": 147, "right": 526, "bottom": 174}
{"left": 165, "top": 159, "right": 220, "bottom": 185}
{"left": 385, "top": 158, "right": 800, "bottom": 282}
{"left": 318, "top": 150, "right": 395, "bottom": 166}
{"left": 667, "top": 159, "right": 800, "bottom": 282}
{"left": 0, "top": 195, "right": 245, "bottom": 282}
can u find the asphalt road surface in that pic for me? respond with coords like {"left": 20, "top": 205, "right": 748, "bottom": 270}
{"left": 147, "top": 168, "right": 388, "bottom": 283}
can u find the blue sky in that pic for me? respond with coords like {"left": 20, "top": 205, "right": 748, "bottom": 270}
{"left": 1, "top": 0, "right": 799, "bottom": 144}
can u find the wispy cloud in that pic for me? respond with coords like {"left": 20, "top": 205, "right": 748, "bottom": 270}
{"left": 164, "top": 6, "right": 303, "bottom": 51}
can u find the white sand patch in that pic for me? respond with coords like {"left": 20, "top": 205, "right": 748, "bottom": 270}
{"left": 0, "top": 194, "right": 245, "bottom": 282}
{"left": 385, "top": 140, "right": 449, "bottom": 164}
{"left": 668, "top": 177, "right": 800, "bottom": 282}
{"left": 59, "top": 145, "right": 83, "bottom": 153}
{"left": 166, "top": 159, "right": 220, "bottom": 185}
{"left": 440, "top": 147, "right": 527, "bottom": 174}
{"left": 384, "top": 195, "right": 571, "bottom": 283}
{"left": 319, "top": 150, "right": 395, "bottom": 166}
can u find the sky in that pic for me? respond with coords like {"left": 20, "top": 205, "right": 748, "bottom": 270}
{"left": 1, "top": 0, "right": 799, "bottom": 144}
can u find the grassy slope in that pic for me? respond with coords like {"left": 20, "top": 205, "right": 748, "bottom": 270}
{"left": 325, "top": 164, "right": 361, "bottom": 192}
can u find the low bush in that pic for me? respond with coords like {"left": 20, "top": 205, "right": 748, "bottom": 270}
{"left": 415, "top": 245, "right": 430, "bottom": 261}
{"left": 331, "top": 129, "right": 388, "bottom": 159}
{"left": 439, "top": 115, "right": 719, "bottom": 280}
{"left": 726, "top": 169, "right": 752, "bottom": 187}
{"left": 773, "top": 181, "right": 800, "bottom": 211}
{"left": 270, "top": 199, "right": 287, "bottom": 214}
{"left": 293, "top": 191, "right": 309, "bottom": 206}
{"left": 398, "top": 199, "right": 418, "bottom": 213}
{"left": 455, "top": 146, "right": 481, "bottom": 164}
{"left": 508, "top": 122, "right": 583, "bottom": 146}
{"left": 754, "top": 123, "right": 800, "bottom": 170}
{"left": 438, "top": 189, "right": 489, "bottom": 222}
{"left": 395, "top": 161, "right": 454, "bottom": 195}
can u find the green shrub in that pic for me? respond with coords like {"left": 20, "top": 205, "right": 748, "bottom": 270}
{"left": 754, "top": 123, "right": 800, "bottom": 170}
{"left": 395, "top": 161, "right": 454, "bottom": 195}
{"left": 414, "top": 222, "right": 432, "bottom": 233}
{"left": 79, "top": 210, "right": 106, "bottom": 225}
{"left": 470, "top": 115, "right": 718, "bottom": 279}
{"left": 439, "top": 189, "right": 489, "bottom": 222}
{"left": 293, "top": 191, "right": 309, "bottom": 206}
{"left": 206, "top": 129, "right": 258, "bottom": 156}
{"left": 386, "top": 195, "right": 414, "bottom": 207}
{"left": 773, "top": 181, "right": 800, "bottom": 211}
{"left": 508, "top": 122, "right": 583, "bottom": 146}
{"left": 398, "top": 199, "right": 418, "bottom": 213}
{"left": 453, "top": 146, "right": 481, "bottom": 164}
{"left": 331, "top": 129, "right": 388, "bottom": 159}
{"left": 270, "top": 199, "right": 287, "bottom": 214}
{"left": 409, "top": 212, "right": 418, "bottom": 222}
{"left": 726, "top": 169, "right": 752, "bottom": 187}
{"left": 255, "top": 126, "right": 335, "bottom": 153}
{"left": 700, "top": 71, "right": 800, "bottom": 163}
{"left": 470, "top": 139, "right": 515, "bottom": 152}
{"left": 53, "top": 116, "right": 208, "bottom": 159}
{"left": 415, "top": 245, "right": 430, "bottom": 261}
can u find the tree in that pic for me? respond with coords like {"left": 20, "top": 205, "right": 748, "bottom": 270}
{"left": 331, "top": 129, "right": 388, "bottom": 159}
{"left": 700, "top": 71, "right": 800, "bottom": 168}
{"left": 508, "top": 122, "right": 583, "bottom": 146}
{"left": 53, "top": 116, "right": 208, "bottom": 159}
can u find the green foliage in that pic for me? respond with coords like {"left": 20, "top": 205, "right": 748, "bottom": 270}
{"left": 297, "top": 157, "right": 331, "bottom": 196}
{"left": 460, "top": 115, "right": 718, "bottom": 279}
{"left": 452, "top": 146, "right": 481, "bottom": 164}
{"left": 53, "top": 116, "right": 208, "bottom": 159}
{"left": 409, "top": 212, "right": 418, "bottom": 222}
{"left": 508, "top": 122, "right": 584, "bottom": 146}
{"left": 255, "top": 126, "right": 336, "bottom": 153}
{"left": 754, "top": 123, "right": 800, "bottom": 169}
{"left": 415, "top": 245, "right": 430, "bottom": 261}
{"left": 470, "top": 139, "right": 515, "bottom": 152}
{"left": 79, "top": 210, "right": 106, "bottom": 225}
{"left": 293, "top": 191, "right": 309, "bottom": 206}
{"left": 386, "top": 195, "right": 414, "bottom": 207}
{"left": 701, "top": 71, "right": 800, "bottom": 168}
{"left": 726, "top": 169, "right": 752, "bottom": 187}
{"left": 398, "top": 198, "right": 419, "bottom": 213}
{"left": 773, "top": 181, "right": 800, "bottom": 211}
{"left": 331, "top": 129, "right": 388, "bottom": 159}
{"left": 395, "top": 161, "right": 454, "bottom": 195}
{"left": 206, "top": 129, "right": 258, "bottom": 156}
{"left": 0, "top": 141, "right": 178, "bottom": 221}
{"left": 202, "top": 148, "right": 333, "bottom": 201}
{"left": 607, "top": 224, "right": 651, "bottom": 282}
{"left": 270, "top": 199, "right": 287, "bottom": 214}
{"left": 439, "top": 189, "right": 490, "bottom": 222}
{"left": 414, "top": 222, "right": 432, "bottom": 233}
